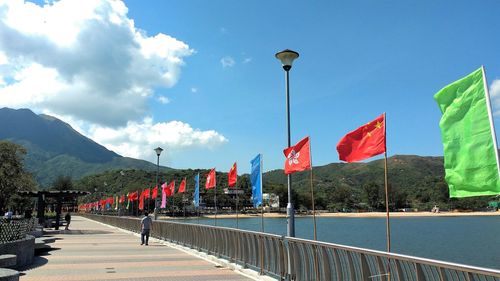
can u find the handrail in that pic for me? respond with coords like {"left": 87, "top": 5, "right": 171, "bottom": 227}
{"left": 82, "top": 214, "right": 500, "bottom": 281}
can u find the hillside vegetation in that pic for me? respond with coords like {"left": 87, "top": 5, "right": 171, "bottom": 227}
{"left": 75, "top": 155, "right": 495, "bottom": 212}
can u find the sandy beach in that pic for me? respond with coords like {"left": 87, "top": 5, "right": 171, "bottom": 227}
{"left": 162, "top": 210, "right": 500, "bottom": 219}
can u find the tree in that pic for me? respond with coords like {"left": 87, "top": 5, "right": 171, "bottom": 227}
{"left": 0, "top": 141, "right": 37, "bottom": 211}
{"left": 52, "top": 175, "right": 74, "bottom": 191}
{"left": 362, "top": 182, "right": 381, "bottom": 209}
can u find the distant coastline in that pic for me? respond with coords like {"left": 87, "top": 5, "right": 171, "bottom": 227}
{"left": 162, "top": 211, "right": 500, "bottom": 219}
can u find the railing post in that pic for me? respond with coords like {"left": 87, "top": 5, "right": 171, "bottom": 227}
{"left": 360, "top": 253, "right": 370, "bottom": 281}
{"left": 415, "top": 263, "right": 426, "bottom": 281}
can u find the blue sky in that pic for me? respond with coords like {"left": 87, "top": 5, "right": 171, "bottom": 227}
{"left": 1, "top": 0, "right": 500, "bottom": 173}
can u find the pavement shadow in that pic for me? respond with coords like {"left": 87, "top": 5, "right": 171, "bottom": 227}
{"left": 45, "top": 229, "right": 113, "bottom": 235}
{"left": 18, "top": 256, "right": 49, "bottom": 272}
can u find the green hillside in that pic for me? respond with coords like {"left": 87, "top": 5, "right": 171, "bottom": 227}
{"left": 75, "top": 155, "right": 496, "bottom": 211}
{"left": 0, "top": 108, "right": 164, "bottom": 187}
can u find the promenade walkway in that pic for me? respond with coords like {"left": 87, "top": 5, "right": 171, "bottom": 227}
{"left": 20, "top": 216, "right": 254, "bottom": 281}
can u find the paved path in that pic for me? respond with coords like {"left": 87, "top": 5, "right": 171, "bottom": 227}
{"left": 20, "top": 216, "right": 253, "bottom": 281}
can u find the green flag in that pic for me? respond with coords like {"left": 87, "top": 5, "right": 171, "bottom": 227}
{"left": 434, "top": 67, "right": 500, "bottom": 197}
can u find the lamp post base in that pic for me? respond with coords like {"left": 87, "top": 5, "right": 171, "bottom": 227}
{"left": 153, "top": 199, "right": 159, "bottom": 220}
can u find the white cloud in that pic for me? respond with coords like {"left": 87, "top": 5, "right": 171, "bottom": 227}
{"left": 157, "top": 95, "right": 170, "bottom": 104}
{"left": 190, "top": 87, "right": 198, "bottom": 93}
{"left": 0, "top": 0, "right": 193, "bottom": 127}
{"left": 0, "top": 0, "right": 228, "bottom": 163}
{"left": 88, "top": 118, "right": 228, "bottom": 160}
{"left": 491, "top": 79, "right": 500, "bottom": 116}
{"left": 243, "top": 57, "right": 252, "bottom": 64}
{"left": 220, "top": 56, "right": 235, "bottom": 68}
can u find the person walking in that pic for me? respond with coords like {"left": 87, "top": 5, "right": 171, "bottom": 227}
{"left": 140, "top": 211, "right": 153, "bottom": 245}
{"left": 64, "top": 212, "right": 71, "bottom": 230}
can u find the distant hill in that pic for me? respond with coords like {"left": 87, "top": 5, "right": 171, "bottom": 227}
{"left": 264, "top": 155, "right": 445, "bottom": 191}
{"left": 0, "top": 108, "right": 165, "bottom": 187}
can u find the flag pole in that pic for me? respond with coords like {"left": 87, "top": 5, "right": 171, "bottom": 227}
{"left": 481, "top": 66, "right": 500, "bottom": 176}
{"left": 383, "top": 112, "right": 391, "bottom": 253}
{"left": 214, "top": 170, "right": 217, "bottom": 226}
{"left": 236, "top": 174, "right": 239, "bottom": 229}
{"left": 260, "top": 154, "right": 264, "bottom": 233}
{"left": 309, "top": 137, "right": 317, "bottom": 241}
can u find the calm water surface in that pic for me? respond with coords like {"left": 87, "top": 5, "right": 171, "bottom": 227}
{"left": 172, "top": 215, "right": 500, "bottom": 270}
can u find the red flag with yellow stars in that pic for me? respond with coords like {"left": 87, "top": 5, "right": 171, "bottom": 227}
{"left": 336, "top": 113, "right": 386, "bottom": 163}
{"left": 228, "top": 162, "right": 237, "bottom": 187}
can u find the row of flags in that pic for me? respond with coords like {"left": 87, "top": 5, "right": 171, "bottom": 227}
{"left": 79, "top": 115, "right": 387, "bottom": 211}
{"left": 81, "top": 66, "right": 500, "bottom": 212}
{"left": 79, "top": 154, "right": 264, "bottom": 211}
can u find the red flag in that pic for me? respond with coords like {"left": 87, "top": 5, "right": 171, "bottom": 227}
{"left": 205, "top": 168, "right": 216, "bottom": 189}
{"left": 152, "top": 186, "right": 158, "bottom": 199}
{"left": 178, "top": 178, "right": 186, "bottom": 193}
{"left": 283, "top": 136, "right": 311, "bottom": 175}
{"left": 162, "top": 182, "right": 172, "bottom": 197}
{"left": 228, "top": 162, "right": 237, "bottom": 187}
{"left": 139, "top": 191, "right": 144, "bottom": 210}
{"left": 143, "top": 188, "right": 151, "bottom": 199}
{"left": 336, "top": 114, "right": 386, "bottom": 163}
{"left": 128, "top": 191, "right": 139, "bottom": 201}
{"left": 167, "top": 181, "right": 175, "bottom": 197}
{"left": 119, "top": 194, "right": 125, "bottom": 203}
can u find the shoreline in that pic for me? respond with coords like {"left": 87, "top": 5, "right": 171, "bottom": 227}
{"left": 160, "top": 211, "right": 500, "bottom": 219}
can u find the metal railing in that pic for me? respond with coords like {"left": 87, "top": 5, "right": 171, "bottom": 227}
{"left": 0, "top": 218, "right": 37, "bottom": 243}
{"left": 83, "top": 214, "right": 500, "bottom": 281}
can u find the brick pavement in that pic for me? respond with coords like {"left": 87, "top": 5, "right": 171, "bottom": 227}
{"left": 20, "top": 216, "right": 253, "bottom": 281}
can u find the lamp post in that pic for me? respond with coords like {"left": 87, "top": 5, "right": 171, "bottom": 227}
{"left": 153, "top": 147, "right": 163, "bottom": 220}
{"left": 275, "top": 49, "right": 299, "bottom": 237}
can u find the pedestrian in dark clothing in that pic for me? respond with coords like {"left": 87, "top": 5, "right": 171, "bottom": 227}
{"left": 140, "top": 212, "right": 152, "bottom": 245}
{"left": 65, "top": 212, "right": 71, "bottom": 230}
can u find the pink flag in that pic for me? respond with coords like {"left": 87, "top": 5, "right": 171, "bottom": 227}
{"left": 160, "top": 182, "right": 168, "bottom": 208}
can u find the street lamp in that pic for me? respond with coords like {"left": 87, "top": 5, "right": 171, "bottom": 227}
{"left": 153, "top": 147, "right": 163, "bottom": 220}
{"left": 275, "top": 49, "right": 299, "bottom": 237}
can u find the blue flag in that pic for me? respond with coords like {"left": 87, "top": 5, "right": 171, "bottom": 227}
{"left": 194, "top": 173, "right": 200, "bottom": 208}
{"left": 250, "top": 154, "right": 263, "bottom": 208}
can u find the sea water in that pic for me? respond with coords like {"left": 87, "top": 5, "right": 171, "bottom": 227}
{"left": 173, "top": 215, "right": 500, "bottom": 269}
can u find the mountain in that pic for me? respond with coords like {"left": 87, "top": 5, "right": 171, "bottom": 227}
{"left": 0, "top": 107, "right": 163, "bottom": 187}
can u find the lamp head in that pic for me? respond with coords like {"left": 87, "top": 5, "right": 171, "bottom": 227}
{"left": 154, "top": 147, "right": 163, "bottom": 156}
{"left": 275, "top": 49, "right": 299, "bottom": 71}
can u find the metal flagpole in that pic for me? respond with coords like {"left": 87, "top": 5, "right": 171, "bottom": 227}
{"left": 308, "top": 139, "right": 319, "bottom": 279}
{"left": 383, "top": 112, "right": 391, "bottom": 253}
{"left": 214, "top": 170, "right": 217, "bottom": 226}
{"left": 309, "top": 137, "right": 317, "bottom": 241}
{"left": 482, "top": 66, "right": 500, "bottom": 176}
{"left": 260, "top": 154, "right": 264, "bottom": 233}
{"left": 235, "top": 175, "right": 239, "bottom": 229}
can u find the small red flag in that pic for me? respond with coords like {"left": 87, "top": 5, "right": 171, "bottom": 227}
{"left": 178, "top": 178, "right": 186, "bottom": 193}
{"left": 336, "top": 114, "right": 386, "bottom": 163}
{"left": 205, "top": 168, "right": 216, "bottom": 189}
{"left": 119, "top": 194, "right": 125, "bottom": 203}
{"left": 128, "top": 191, "right": 139, "bottom": 201}
{"left": 139, "top": 191, "right": 145, "bottom": 210}
{"left": 228, "top": 162, "right": 237, "bottom": 187}
{"left": 167, "top": 181, "right": 175, "bottom": 197}
{"left": 162, "top": 182, "right": 172, "bottom": 197}
{"left": 143, "top": 188, "right": 151, "bottom": 199}
{"left": 283, "top": 136, "right": 311, "bottom": 175}
{"left": 152, "top": 186, "right": 158, "bottom": 199}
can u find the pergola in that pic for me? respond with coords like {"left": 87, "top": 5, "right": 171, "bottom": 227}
{"left": 18, "top": 190, "right": 90, "bottom": 230}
